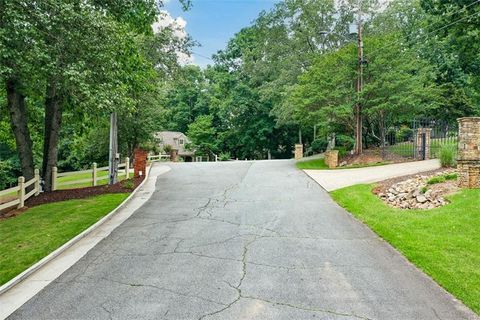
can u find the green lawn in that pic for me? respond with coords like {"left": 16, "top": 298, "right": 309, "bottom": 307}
{"left": 57, "top": 171, "right": 133, "bottom": 190}
{"left": 296, "top": 158, "right": 391, "bottom": 170}
{"left": 331, "top": 185, "right": 480, "bottom": 314}
{"left": 296, "top": 158, "right": 330, "bottom": 169}
{"left": 388, "top": 138, "right": 457, "bottom": 158}
{"left": 0, "top": 193, "right": 129, "bottom": 285}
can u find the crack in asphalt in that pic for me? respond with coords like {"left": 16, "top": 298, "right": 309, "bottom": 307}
{"left": 99, "top": 277, "right": 227, "bottom": 307}
{"left": 50, "top": 162, "right": 370, "bottom": 320}
{"left": 241, "top": 295, "right": 374, "bottom": 320}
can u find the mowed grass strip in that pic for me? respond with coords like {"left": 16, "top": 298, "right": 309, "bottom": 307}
{"left": 0, "top": 193, "right": 129, "bottom": 285}
{"left": 331, "top": 185, "right": 480, "bottom": 314}
{"left": 296, "top": 158, "right": 390, "bottom": 170}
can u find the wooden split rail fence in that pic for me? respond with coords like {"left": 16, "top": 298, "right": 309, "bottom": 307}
{"left": 0, "top": 169, "right": 40, "bottom": 211}
{"left": 52, "top": 157, "right": 130, "bottom": 191}
{"left": 0, "top": 157, "right": 131, "bottom": 211}
{"left": 148, "top": 154, "right": 170, "bottom": 162}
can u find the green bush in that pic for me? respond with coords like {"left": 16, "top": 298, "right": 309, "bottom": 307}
{"left": 444, "top": 173, "right": 458, "bottom": 181}
{"left": 219, "top": 152, "right": 231, "bottom": 161}
{"left": 427, "top": 176, "right": 446, "bottom": 185}
{"left": 395, "top": 125, "right": 413, "bottom": 142}
{"left": 439, "top": 145, "right": 456, "bottom": 167}
{"left": 310, "top": 138, "right": 328, "bottom": 153}
{"left": 0, "top": 159, "right": 19, "bottom": 190}
{"left": 336, "top": 135, "right": 355, "bottom": 151}
{"left": 427, "top": 173, "right": 458, "bottom": 185}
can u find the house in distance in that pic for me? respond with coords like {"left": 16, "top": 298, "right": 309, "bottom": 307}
{"left": 155, "top": 131, "right": 194, "bottom": 162}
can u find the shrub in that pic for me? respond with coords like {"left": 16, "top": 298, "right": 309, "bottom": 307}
{"left": 427, "top": 176, "right": 446, "bottom": 185}
{"left": 310, "top": 138, "right": 328, "bottom": 153}
{"left": 427, "top": 172, "right": 458, "bottom": 185}
{"left": 439, "top": 145, "right": 456, "bottom": 167}
{"left": 219, "top": 152, "right": 231, "bottom": 161}
{"left": 122, "top": 179, "right": 134, "bottom": 189}
{"left": 395, "top": 126, "right": 413, "bottom": 142}
{"left": 336, "top": 135, "right": 355, "bottom": 151}
{"left": 444, "top": 173, "right": 458, "bottom": 181}
{"left": 163, "top": 144, "right": 173, "bottom": 154}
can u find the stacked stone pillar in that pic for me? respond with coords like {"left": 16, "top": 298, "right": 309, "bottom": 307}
{"left": 324, "top": 150, "right": 339, "bottom": 168}
{"left": 457, "top": 117, "right": 480, "bottom": 188}
{"left": 133, "top": 148, "right": 147, "bottom": 178}
{"left": 416, "top": 128, "right": 432, "bottom": 160}
{"left": 294, "top": 144, "right": 303, "bottom": 160}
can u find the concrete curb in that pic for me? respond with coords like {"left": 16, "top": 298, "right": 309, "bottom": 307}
{"left": 0, "top": 163, "right": 155, "bottom": 296}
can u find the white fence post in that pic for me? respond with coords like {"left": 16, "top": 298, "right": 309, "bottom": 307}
{"left": 52, "top": 167, "right": 57, "bottom": 191}
{"left": 34, "top": 169, "right": 40, "bottom": 196}
{"left": 92, "top": 162, "right": 97, "bottom": 186}
{"left": 125, "top": 157, "right": 130, "bottom": 179}
{"left": 17, "top": 176, "right": 25, "bottom": 209}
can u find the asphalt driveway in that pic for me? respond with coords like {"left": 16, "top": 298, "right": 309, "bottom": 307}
{"left": 8, "top": 161, "right": 477, "bottom": 319}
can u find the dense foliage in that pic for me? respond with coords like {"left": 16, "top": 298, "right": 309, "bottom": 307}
{"left": 1, "top": 0, "right": 479, "bottom": 188}
{"left": 0, "top": 0, "right": 192, "bottom": 189}
{"left": 162, "top": 0, "right": 479, "bottom": 160}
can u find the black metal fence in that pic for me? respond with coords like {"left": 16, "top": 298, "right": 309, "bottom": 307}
{"left": 385, "top": 119, "right": 458, "bottom": 160}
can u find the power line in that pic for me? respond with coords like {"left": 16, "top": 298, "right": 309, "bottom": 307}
{"left": 192, "top": 51, "right": 214, "bottom": 61}
{"left": 367, "top": 0, "right": 480, "bottom": 57}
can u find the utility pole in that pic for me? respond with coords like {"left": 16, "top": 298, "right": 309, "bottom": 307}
{"left": 354, "top": 8, "right": 364, "bottom": 155}
{"left": 108, "top": 112, "right": 118, "bottom": 185}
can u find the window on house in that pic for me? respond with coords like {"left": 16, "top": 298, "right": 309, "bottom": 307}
{"left": 179, "top": 139, "right": 184, "bottom": 145}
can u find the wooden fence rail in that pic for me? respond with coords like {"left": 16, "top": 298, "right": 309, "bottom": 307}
{"left": 0, "top": 169, "right": 40, "bottom": 211}
{"left": 148, "top": 153, "right": 170, "bottom": 162}
{"left": 0, "top": 157, "right": 132, "bottom": 212}
{"left": 53, "top": 157, "right": 130, "bottom": 191}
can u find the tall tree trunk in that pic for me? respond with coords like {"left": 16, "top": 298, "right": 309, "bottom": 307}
{"left": 42, "top": 81, "right": 63, "bottom": 192}
{"left": 6, "top": 79, "right": 35, "bottom": 181}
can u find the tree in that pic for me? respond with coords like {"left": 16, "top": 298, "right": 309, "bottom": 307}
{"left": 187, "top": 115, "right": 217, "bottom": 157}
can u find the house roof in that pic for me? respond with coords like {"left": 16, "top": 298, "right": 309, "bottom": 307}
{"left": 155, "top": 131, "right": 193, "bottom": 156}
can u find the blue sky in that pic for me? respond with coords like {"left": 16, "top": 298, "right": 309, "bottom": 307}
{"left": 165, "top": 0, "right": 277, "bottom": 67}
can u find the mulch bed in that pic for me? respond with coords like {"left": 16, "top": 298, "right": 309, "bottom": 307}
{"left": 0, "top": 177, "right": 144, "bottom": 220}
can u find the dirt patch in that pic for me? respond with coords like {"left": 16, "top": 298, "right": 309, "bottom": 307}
{"left": 0, "top": 177, "right": 143, "bottom": 220}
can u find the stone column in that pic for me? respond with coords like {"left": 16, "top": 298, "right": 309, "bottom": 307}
{"left": 294, "top": 144, "right": 303, "bottom": 160}
{"left": 134, "top": 148, "right": 147, "bottom": 178}
{"left": 416, "top": 128, "right": 432, "bottom": 160}
{"left": 324, "top": 150, "right": 339, "bottom": 168}
{"left": 457, "top": 117, "right": 480, "bottom": 188}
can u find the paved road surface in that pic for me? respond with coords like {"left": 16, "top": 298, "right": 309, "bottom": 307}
{"left": 304, "top": 159, "right": 441, "bottom": 191}
{"left": 9, "top": 161, "right": 476, "bottom": 319}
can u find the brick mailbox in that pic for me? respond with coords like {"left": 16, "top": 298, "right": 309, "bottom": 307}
{"left": 457, "top": 117, "right": 480, "bottom": 188}
{"left": 134, "top": 148, "right": 148, "bottom": 178}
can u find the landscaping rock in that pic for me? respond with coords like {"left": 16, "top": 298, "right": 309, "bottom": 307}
{"left": 375, "top": 169, "right": 458, "bottom": 210}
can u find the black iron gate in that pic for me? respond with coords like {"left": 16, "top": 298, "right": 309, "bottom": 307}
{"left": 385, "top": 119, "right": 458, "bottom": 160}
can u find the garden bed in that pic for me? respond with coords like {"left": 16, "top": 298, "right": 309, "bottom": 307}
{"left": 373, "top": 169, "right": 459, "bottom": 209}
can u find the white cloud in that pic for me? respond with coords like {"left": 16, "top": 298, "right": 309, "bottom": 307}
{"left": 152, "top": 10, "right": 193, "bottom": 65}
